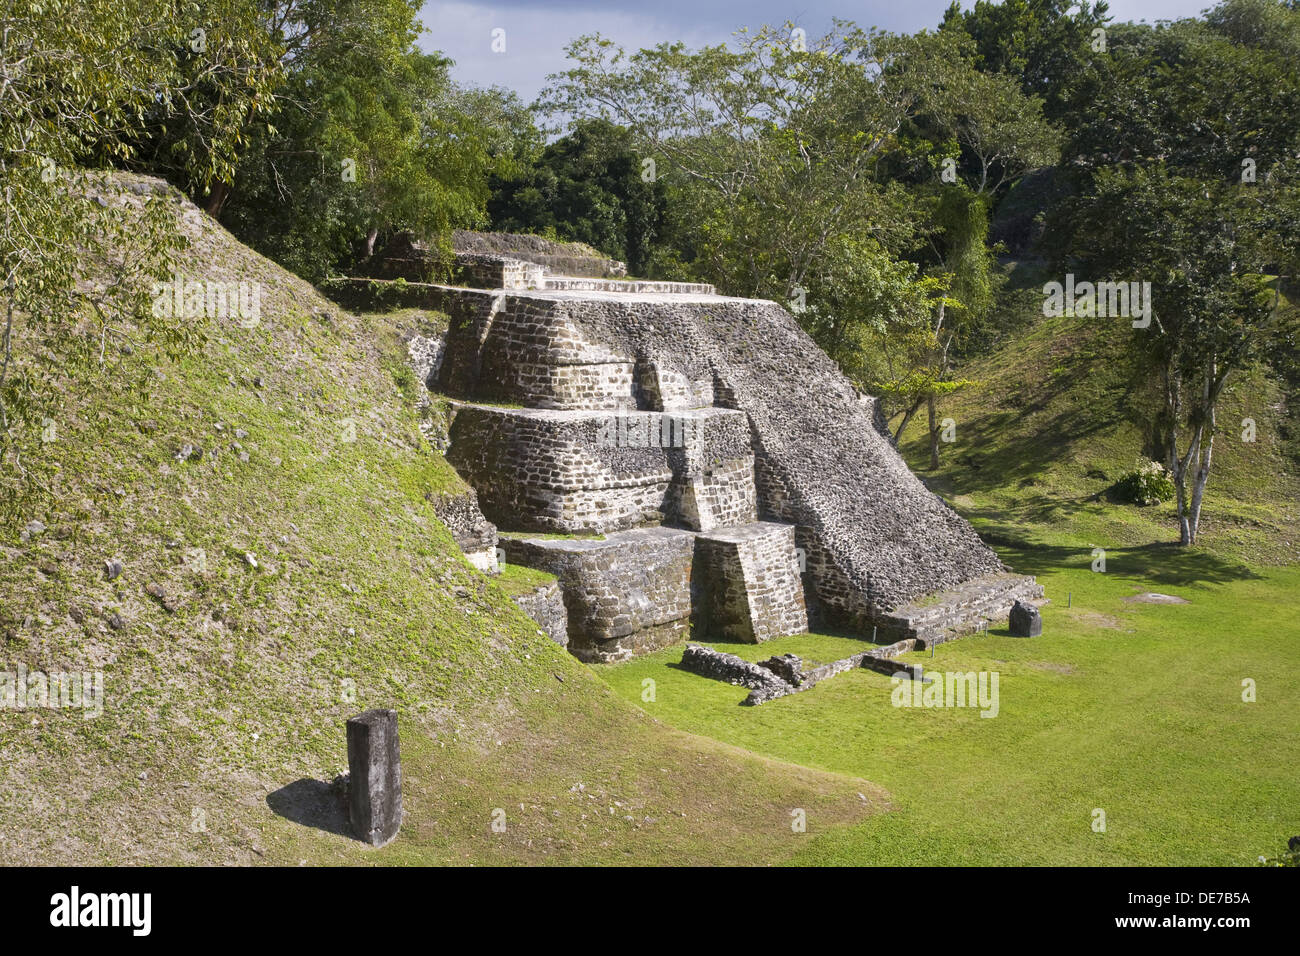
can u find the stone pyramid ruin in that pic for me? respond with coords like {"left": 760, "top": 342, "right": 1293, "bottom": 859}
{"left": 342, "top": 232, "right": 1043, "bottom": 664}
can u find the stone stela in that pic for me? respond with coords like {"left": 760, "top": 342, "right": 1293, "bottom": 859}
{"left": 346, "top": 709, "right": 402, "bottom": 847}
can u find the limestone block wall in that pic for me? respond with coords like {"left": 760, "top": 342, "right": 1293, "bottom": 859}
{"left": 637, "top": 360, "right": 714, "bottom": 411}
{"left": 451, "top": 254, "right": 545, "bottom": 290}
{"left": 692, "top": 522, "right": 808, "bottom": 642}
{"left": 445, "top": 404, "right": 757, "bottom": 535}
{"left": 428, "top": 488, "right": 499, "bottom": 574}
{"left": 445, "top": 405, "right": 674, "bottom": 533}
{"left": 450, "top": 230, "right": 628, "bottom": 279}
{"left": 669, "top": 456, "right": 758, "bottom": 532}
{"left": 437, "top": 298, "right": 638, "bottom": 410}
{"left": 502, "top": 528, "right": 695, "bottom": 663}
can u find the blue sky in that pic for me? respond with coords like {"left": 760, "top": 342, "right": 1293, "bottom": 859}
{"left": 418, "top": 0, "right": 1217, "bottom": 103}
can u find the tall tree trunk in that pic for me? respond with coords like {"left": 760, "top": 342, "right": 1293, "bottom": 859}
{"left": 1174, "top": 426, "right": 1202, "bottom": 546}
{"left": 205, "top": 181, "right": 230, "bottom": 219}
{"left": 1187, "top": 434, "right": 1213, "bottom": 544}
{"left": 927, "top": 394, "right": 940, "bottom": 470}
{"left": 364, "top": 227, "right": 379, "bottom": 259}
{"left": 892, "top": 396, "right": 924, "bottom": 447}
{"left": 1185, "top": 367, "right": 1218, "bottom": 544}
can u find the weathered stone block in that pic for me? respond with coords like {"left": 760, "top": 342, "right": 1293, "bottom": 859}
{"left": 692, "top": 522, "right": 808, "bottom": 643}
{"left": 1008, "top": 599, "right": 1042, "bottom": 637}
{"left": 346, "top": 709, "right": 402, "bottom": 847}
{"left": 503, "top": 527, "right": 695, "bottom": 663}
{"left": 511, "top": 581, "right": 569, "bottom": 648}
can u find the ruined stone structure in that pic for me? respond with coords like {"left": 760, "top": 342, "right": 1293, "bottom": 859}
{"left": 510, "top": 579, "right": 569, "bottom": 649}
{"left": 358, "top": 233, "right": 1042, "bottom": 663}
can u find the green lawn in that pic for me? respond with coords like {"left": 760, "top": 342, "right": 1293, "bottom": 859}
{"left": 595, "top": 540, "right": 1300, "bottom": 865}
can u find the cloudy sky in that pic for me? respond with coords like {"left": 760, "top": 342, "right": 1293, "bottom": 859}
{"left": 418, "top": 0, "right": 1216, "bottom": 104}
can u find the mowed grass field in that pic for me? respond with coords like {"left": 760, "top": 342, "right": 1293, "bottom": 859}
{"left": 596, "top": 540, "right": 1300, "bottom": 865}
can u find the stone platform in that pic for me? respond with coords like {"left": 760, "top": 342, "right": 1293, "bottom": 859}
{"left": 501, "top": 527, "right": 696, "bottom": 663}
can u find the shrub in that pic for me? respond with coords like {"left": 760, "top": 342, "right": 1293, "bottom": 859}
{"left": 1115, "top": 458, "right": 1176, "bottom": 506}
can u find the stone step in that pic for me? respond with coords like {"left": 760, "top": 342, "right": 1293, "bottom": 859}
{"left": 878, "top": 572, "right": 1046, "bottom": 646}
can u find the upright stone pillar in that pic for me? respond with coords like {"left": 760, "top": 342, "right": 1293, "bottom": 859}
{"left": 346, "top": 709, "right": 402, "bottom": 847}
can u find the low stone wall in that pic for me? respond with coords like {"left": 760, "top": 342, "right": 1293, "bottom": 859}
{"left": 511, "top": 582, "right": 568, "bottom": 648}
{"left": 680, "top": 640, "right": 926, "bottom": 706}
{"left": 502, "top": 528, "right": 695, "bottom": 663}
{"left": 678, "top": 644, "right": 792, "bottom": 696}
{"left": 451, "top": 253, "right": 545, "bottom": 291}
{"left": 540, "top": 277, "right": 716, "bottom": 294}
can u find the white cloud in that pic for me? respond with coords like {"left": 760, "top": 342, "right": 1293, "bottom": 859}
{"left": 420, "top": 0, "right": 1218, "bottom": 103}
{"left": 419, "top": 1, "right": 721, "bottom": 103}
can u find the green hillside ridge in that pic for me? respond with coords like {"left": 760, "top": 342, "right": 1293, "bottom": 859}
{"left": 0, "top": 174, "right": 881, "bottom": 865}
{"left": 899, "top": 265, "right": 1300, "bottom": 566}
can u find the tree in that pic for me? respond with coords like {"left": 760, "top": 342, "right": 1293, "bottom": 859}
{"left": 489, "top": 119, "right": 667, "bottom": 275}
{"left": 941, "top": 0, "right": 1112, "bottom": 120}
{"left": 538, "top": 22, "right": 919, "bottom": 302}
{"left": 117, "top": 0, "right": 283, "bottom": 210}
{"left": 215, "top": 6, "right": 535, "bottom": 281}
{"left": 801, "top": 235, "right": 959, "bottom": 448}
{"left": 876, "top": 30, "right": 1054, "bottom": 461}
{"left": 1056, "top": 2, "right": 1300, "bottom": 543}
{"left": 889, "top": 29, "right": 1062, "bottom": 195}
{"left": 1069, "top": 167, "right": 1297, "bottom": 544}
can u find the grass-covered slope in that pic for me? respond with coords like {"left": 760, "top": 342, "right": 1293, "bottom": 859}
{"left": 901, "top": 268, "right": 1300, "bottom": 565}
{"left": 0, "top": 174, "right": 881, "bottom": 864}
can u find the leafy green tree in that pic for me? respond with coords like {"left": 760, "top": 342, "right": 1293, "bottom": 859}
{"left": 214, "top": 0, "right": 535, "bottom": 282}
{"left": 539, "top": 22, "right": 918, "bottom": 302}
{"left": 875, "top": 30, "right": 1054, "bottom": 461}
{"left": 801, "top": 235, "right": 954, "bottom": 445}
{"left": 941, "top": 0, "right": 1111, "bottom": 120}
{"left": 1055, "top": 2, "right": 1300, "bottom": 543}
{"left": 889, "top": 29, "right": 1062, "bottom": 195}
{"left": 118, "top": 0, "right": 283, "bottom": 207}
{"left": 489, "top": 120, "right": 667, "bottom": 275}
{"left": 1068, "top": 166, "right": 1297, "bottom": 544}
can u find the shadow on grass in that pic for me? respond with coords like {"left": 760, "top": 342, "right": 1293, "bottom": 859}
{"left": 266, "top": 778, "right": 354, "bottom": 839}
{"left": 975, "top": 523, "right": 1263, "bottom": 588}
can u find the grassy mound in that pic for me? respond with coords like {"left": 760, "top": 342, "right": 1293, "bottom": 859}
{"left": 0, "top": 174, "right": 880, "bottom": 864}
